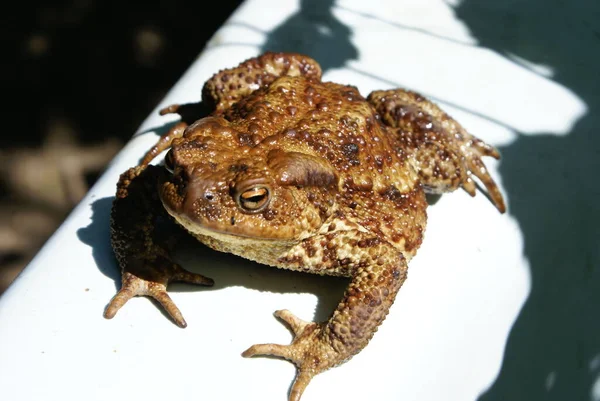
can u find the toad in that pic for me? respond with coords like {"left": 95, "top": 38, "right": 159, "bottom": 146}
{"left": 104, "top": 52, "right": 505, "bottom": 401}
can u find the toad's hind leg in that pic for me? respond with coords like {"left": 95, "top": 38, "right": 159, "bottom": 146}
{"left": 242, "top": 231, "right": 407, "bottom": 401}
{"left": 368, "top": 89, "right": 506, "bottom": 213}
{"left": 202, "top": 52, "right": 322, "bottom": 113}
{"left": 105, "top": 165, "right": 214, "bottom": 328}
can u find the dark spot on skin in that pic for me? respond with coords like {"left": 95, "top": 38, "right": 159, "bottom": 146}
{"left": 303, "top": 243, "right": 317, "bottom": 258}
{"left": 263, "top": 208, "right": 277, "bottom": 221}
{"left": 317, "top": 102, "right": 329, "bottom": 111}
{"left": 238, "top": 133, "right": 255, "bottom": 147}
{"left": 341, "top": 143, "right": 359, "bottom": 159}
{"left": 358, "top": 237, "right": 381, "bottom": 248}
{"left": 279, "top": 254, "right": 303, "bottom": 265}
{"left": 229, "top": 164, "right": 248, "bottom": 172}
{"left": 269, "top": 111, "right": 282, "bottom": 122}
{"left": 299, "top": 130, "right": 311, "bottom": 140}
{"left": 342, "top": 87, "right": 360, "bottom": 102}
{"left": 416, "top": 115, "right": 436, "bottom": 132}
{"left": 391, "top": 103, "right": 418, "bottom": 121}
{"left": 248, "top": 122, "right": 261, "bottom": 134}
{"left": 178, "top": 139, "right": 207, "bottom": 150}
{"left": 391, "top": 233, "right": 403, "bottom": 243}
{"left": 381, "top": 185, "right": 403, "bottom": 201}
{"left": 339, "top": 115, "right": 355, "bottom": 128}
{"left": 317, "top": 204, "right": 330, "bottom": 219}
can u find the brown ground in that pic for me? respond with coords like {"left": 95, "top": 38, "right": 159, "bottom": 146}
{"left": 0, "top": 0, "right": 244, "bottom": 294}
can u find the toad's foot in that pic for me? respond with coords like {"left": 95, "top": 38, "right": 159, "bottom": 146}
{"left": 457, "top": 136, "right": 505, "bottom": 212}
{"left": 368, "top": 89, "right": 506, "bottom": 213}
{"left": 243, "top": 310, "right": 336, "bottom": 401}
{"left": 104, "top": 263, "right": 213, "bottom": 328}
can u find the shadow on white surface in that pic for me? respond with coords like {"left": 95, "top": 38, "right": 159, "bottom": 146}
{"left": 77, "top": 194, "right": 348, "bottom": 324}
{"left": 261, "top": 0, "right": 358, "bottom": 71}
{"left": 453, "top": 1, "right": 600, "bottom": 400}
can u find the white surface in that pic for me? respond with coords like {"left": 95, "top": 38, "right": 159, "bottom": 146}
{"left": 0, "top": 1, "right": 590, "bottom": 401}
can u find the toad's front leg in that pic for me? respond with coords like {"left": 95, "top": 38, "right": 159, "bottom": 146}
{"left": 243, "top": 231, "right": 407, "bottom": 401}
{"left": 105, "top": 165, "right": 214, "bottom": 328}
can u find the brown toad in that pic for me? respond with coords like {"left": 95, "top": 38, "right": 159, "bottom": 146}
{"left": 105, "top": 52, "right": 505, "bottom": 401}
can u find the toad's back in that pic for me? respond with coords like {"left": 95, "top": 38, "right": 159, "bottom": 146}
{"left": 220, "top": 75, "right": 427, "bottom": 258}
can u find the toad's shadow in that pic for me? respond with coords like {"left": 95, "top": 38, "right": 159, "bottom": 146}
{"left": 77, "top": 194, "right": 347, "bottom": 324}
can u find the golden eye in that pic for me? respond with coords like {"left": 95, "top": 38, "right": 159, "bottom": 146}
{"left": 164, "top": 150, "right": 175, "bottom": 173}
{"left": 237, "top": 186, "right": 271, "bottom": 213}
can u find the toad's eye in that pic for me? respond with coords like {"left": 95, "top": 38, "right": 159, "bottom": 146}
{"left": 236, "top": 186, "right": 271, "bottom": 213}
{"left": 164, "top": 150, "right": 175, "bottom": 174}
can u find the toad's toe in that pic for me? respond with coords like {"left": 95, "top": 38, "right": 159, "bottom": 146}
{"left": 104, "top": 264, "right": 213, "bottom": 328}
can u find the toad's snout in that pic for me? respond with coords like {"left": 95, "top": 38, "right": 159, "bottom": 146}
{"left": 158, "top": 167, "right": 223, "bottom": 224}
{"left": 177, "top": 173, "right": 226, "bottom": 223}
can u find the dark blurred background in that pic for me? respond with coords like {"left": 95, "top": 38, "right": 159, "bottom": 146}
{"left": 0, "top": 0, "right": 245, "bottom": 294}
